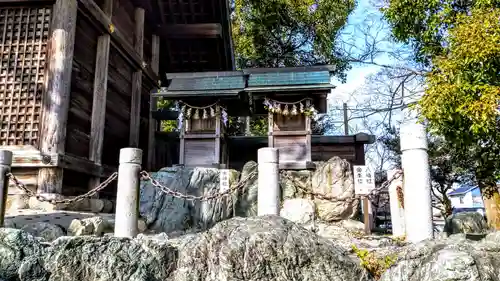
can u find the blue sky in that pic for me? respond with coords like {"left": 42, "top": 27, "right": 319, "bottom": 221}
{"left": 331, "top": 0, "right": 394, "bottom": 103}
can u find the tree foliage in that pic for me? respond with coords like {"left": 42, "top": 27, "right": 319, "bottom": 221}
{"left": 419, "top": 8, "right": 500, "bottom": 186}
{"left": 232, "top": 0, "right": 355, "bottom": 80}
{"left": 381, "top": 0, "right": 500, "bottom": 65}
{"left": 382, "top": 1, "right": 500, "bottom": 225}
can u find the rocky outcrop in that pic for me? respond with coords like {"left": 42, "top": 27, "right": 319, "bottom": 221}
{"left": 0, "top": 228, "right": 46, "bottom": 281}
{"left": 1, "top": 216, "right": 372, "bottom": 281}
{"left": 444, "top": 211, "right": 489, "bottom": 235}
{"left": 380, "top": 234, "right": 500, "bottom": 281}
{"left": 139, "top": 166, "right": 240, "bottom": 233}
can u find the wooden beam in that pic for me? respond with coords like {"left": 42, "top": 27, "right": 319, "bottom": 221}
{"left": 129, "top": 8, "right": 145, "bottom": 147}
{"left": 37, "top": 0, "right": 77, "bottom": 195}
{"left": 147, "top": 34, "right": 160, "bottom": 170}
{"left": 88, "top": 0, "right": 112, "bottom": 193}
{"left": 59, "top": 154, "right": 116, "bottom": 177}
{"left": 77, "top": 0, "right": 159, "bottom": 85}
{"left": 157, "top": 23, "right": 222, "bottom": 38}
{"left": 11, "top": 152, "right": 59, "bottom": 168}
{"left": 156, "top": 0, "right": 166, "bottom": 24}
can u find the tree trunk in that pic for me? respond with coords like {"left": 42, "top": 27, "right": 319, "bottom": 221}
{"left": 482, "top": 184, "right": 500, "bottom": 229}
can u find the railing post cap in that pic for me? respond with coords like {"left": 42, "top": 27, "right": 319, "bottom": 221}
{"left": 400, "top": 121, "right": 428, "bottom": 151}
{"left": 258, "top": 147, "right": 279, "bottom": 163}
{"left": 119, "top": 148, "right": 143, "bottom": 164}
{"left": 0, "top": 150, "right": 13, "bottom": 166}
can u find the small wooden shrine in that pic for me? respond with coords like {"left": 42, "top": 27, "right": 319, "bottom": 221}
{"left": 154, "top": 73, "right": 248, "bottom": 167}
{"left": 245, "top": 67, "right": 333, "bottom": 169}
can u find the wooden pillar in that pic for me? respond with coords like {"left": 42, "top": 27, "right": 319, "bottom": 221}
{"left": 37, "top": 0, "right": 78, "bottom": 195}
{"left": 268, "top": 111, "right": 274, "bottom": 148}
{"left": 88, "top": 0, "right": 113, "bottom": 192}
{"left": 305, "top": 99, "right": 312, "bottom": 160}
{"left": 214, "top": 105, "right": 221, "bottom": 165}
{"left": 179, "top": 118, "right": 186, "bottom": 165}
{"left": 129, "top": 8, "right": 145, "bottom": 147}
{"left": 147, "top": 35, "right": 160, "bottom": 170}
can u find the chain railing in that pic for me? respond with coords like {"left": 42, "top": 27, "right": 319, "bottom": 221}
{"left": 139, "top": 170, "right": 257, "bottom": 201}
{"left": 6, "top": 172, "right": 118, "bottom": 205}
{"left": 280, "top": 169, "right": 403, "bottom": 204}
{"left": 5, "top": 165, "right": 401, "bottom": 206}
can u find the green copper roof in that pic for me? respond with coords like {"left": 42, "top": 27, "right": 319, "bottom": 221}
{"left": 168, "top": 76, "right": 245, "bottom": 91}
{"left": 247, "top": 71, "right": 331, "bottom": 87}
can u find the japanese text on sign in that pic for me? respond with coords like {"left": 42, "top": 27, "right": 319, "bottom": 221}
{"left": 219, "top": 169, "right": 230, "bottom": 192}
{"left": 353, "top": 165, "right": 375, "bottom": 195}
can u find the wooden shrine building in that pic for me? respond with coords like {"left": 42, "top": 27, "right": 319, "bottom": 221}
{"left": 0, "top": 0, "right": 233, "bottom": 199}
{"left": 152, "top": 66, "right": 375, "bottom": 170}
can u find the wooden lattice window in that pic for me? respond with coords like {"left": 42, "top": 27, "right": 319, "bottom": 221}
{"left": 0, "top": 6, "right": 51, "bottom": 146}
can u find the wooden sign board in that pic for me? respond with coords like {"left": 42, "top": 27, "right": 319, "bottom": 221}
{"left": 219, "top": 169, "right": 230, "bottom": 193}
{"left": 353, "top": 165, "right": 375, "bottom": 195}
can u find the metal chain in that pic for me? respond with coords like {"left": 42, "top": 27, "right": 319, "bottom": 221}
{"left": 140, "top": 170, "right": 257, "bottom": 201}
{"left": 281, "top": 170, "right": 403, "bottom": 203}
{"left": 6, "top": 172, "right": 118, "bottom": 205}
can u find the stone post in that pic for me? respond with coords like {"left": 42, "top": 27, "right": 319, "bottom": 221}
{"left": 257, "top": 148, "right": 280, "bottom": 216}
{"left": 0, "top": 150, "right": 12, "bottom": 227}
{"left": 388, "top": 169, "right": 405, "bottom": 237}
{"left": 114, "top": 148, "right": 142, "bottom": 238}
{"left": 400, "top": 122, "right": 434, "bottom": 243}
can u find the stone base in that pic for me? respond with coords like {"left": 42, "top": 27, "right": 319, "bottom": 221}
{"left": 28, "top": 196, "right": 114, "bottom": 213}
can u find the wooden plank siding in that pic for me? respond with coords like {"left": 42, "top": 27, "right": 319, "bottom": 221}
{"left": 65, "top": 13, "right": 99, "bottom": 159}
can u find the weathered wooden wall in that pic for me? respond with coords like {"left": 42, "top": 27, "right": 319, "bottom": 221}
{"left": 0, "top": 4, "right": 52, "bottom": 195}
{"left": 0, "top": 0, "right": 159, "bottom": 199}
{"left": 65, "top": 14, "right": 98, "bottom": 159}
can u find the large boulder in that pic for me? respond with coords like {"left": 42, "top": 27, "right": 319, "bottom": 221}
{"left": 380, "top": 234, "right": 500, "bottom": 281}
{"left": 311, "top": 157, "right": 359, "bottom": 222}
{"left": 444, "top": 212, "right": 489, "bottom": 235}
{"left": 21, "top": 235, "right": 178, "bottom": 281}
{"left": 139, "top": 166, "right": 240, "bottom": 233}
{"left": 168, "top": 215, "right": 371, "bottom": 281}
{"left": 0, "top": 228, "right": 46, "bottom": 280}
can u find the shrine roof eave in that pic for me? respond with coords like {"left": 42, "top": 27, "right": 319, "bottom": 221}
{"left": 246, "top": 84, "right": 335, "bottom": 94}
{"left": 153, "top": 89, "right": 243, "bottom": 99}
{"left": 242, "top": 65, "right": 337, "bottom": 74}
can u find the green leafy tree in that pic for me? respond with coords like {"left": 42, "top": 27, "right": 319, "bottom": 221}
{"left": 383, "top": 1, "right": 500, "bottom": 226}
{"left": 419, "top": 8, "right": 500, "bottom": 227}
{"left": 381, "top": 0, "right": 500, "bottom": 65}
{"left": 232, "top": 0, "right": 355, "bottom": 80}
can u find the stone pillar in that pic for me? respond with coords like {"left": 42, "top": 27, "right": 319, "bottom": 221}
{"left": 400, "top": 122, "right": 433, "bottom": 243}
{"left": 257, "top": 148, "right": 280, "bottom": 216}
{"left": 114, "top": 148, "right": 142, "bottom": 238}
{"left": 388, "top": 169, "right": 405, "bottom": 237}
